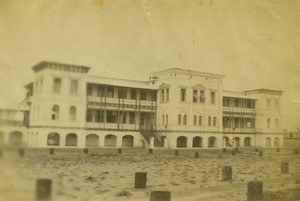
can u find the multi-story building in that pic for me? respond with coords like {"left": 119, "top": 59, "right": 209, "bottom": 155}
{"left": 0, "top": 61, "right": 284, "bottom": 149}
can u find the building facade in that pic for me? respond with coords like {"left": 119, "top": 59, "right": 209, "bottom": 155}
{"left": 0, "top": 61, "right": 284, "bottom": 149}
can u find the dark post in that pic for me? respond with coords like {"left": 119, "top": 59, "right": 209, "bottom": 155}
{"left": 259, "top": 151, "right": 263, "bottom": 156}
{"left": 149, "top": 148, "right": 153, "bottom": 154}
{"left": 223, "top": 148, "right": 226, "bottom": 153}
{"left": 134, "top": 172, "right": 147, "bottom": 189}
{"left": 118, "top": 148, "right": 122, "bottom": 154}
{"left": 84, "top": 148, "right": 88, "bottom": 154}
{"left": 36, "top": 179, "right": 52, "bottom": 200}
{"left": 194, "top": 152, "right": 199, "bottom": 158}
{"left": 247, "top": 181, "right": 263, "bottom": 201}
{"left": 281, "top": 162, "right": 289, "bottom": 174}
{"left": 49, "top": 148, "right": 54, "bottom": 155}
{"left": 294, "top": 149, "right": 299, "bottom": 155}
{"left": 19, "top": 148, "right": 24, "bottom": 156}
{"left": 150, "top": 191, "right": 171, "bottom": 201}
{"left": 175, "top": 150, "right": 179, "bottom": 156}
{"left": 222, "top": 166, "right": 232, "bottom": 181}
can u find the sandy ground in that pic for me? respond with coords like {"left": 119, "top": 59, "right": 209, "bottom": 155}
{"left": 0, "top": 148, "right": 300, "bottom": 201}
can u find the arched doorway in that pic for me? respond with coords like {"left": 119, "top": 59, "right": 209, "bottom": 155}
{"left": 86, "top": 134, "right": 99, "bottom": 147}
{"left": 233, "top": 137, "right": 241, "bottom": 147}
{"left": 65, "top": 133, "right": 77, "bottom": 146}
{"left": 208, "top": 137, "right": 217, "bottom": 148}
{"left": 9, "top": 131, "right": 23, "bottom": 146}
{"left": 47, "top": 132, "right": 60, "bottom": 146}
{"left": 104, "top": 134, "right": 117, "bottom": 147}
{"left": 192, "top": 137, "right": 202, "bottom": 148}
{"left": 177, "top": 136, "right": 187, "bottom": 148}
{"left": 244, "top": 137, "right": 251, "bottom": 146}
{"left": 122, "top": 135, "right": 134, "bottom": 147}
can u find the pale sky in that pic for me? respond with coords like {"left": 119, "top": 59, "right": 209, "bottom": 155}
{"left": 0, "top": 0, "right": 299, "bottom": 130}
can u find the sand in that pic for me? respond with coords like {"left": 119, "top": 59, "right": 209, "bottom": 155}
{"left": 0, "top": 148, "right": 300, "bottom": 201}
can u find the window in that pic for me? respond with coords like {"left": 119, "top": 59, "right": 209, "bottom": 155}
{"left": 118, "top": 88, "right": 126, "bottom": 99}
{"left": 129, "top": 112, "right": 135, "bottom": 124}
{"left": 107, "top": 87, "right": 114, "bottom": 98}
{"left": 274, "top": 100, "right": 279, "bottom": 111}
{"left": 69, "top": 106, "right": 76, "bottom": 121}
{"left": 208, "top": 116, "right": 211, "bottom": 126}
{"left": 210, "top": 91, "right": 215, "bottom": 104}
{"left": 122, "top": 112, "right": 127, "bottom": 123}
{"left": 52, "top": 105, "right": 59, "bottom": 120}
{"left": 180, "top": 89, "right": 186, "bottom": 102}
{"left": 193, "top": 115, "right": 197, "bottom": 125}
{"left": 213, "top": 117, "right": 216, "bottom": 126}
{"left": 130, "top": 89, "right": 136, "bottom": 100}
{"left": 141, "top": 90, "right": 147, "bottom": 100}
{"left": 40, "top": 77, "right": 43, "bottom": 93}
{"left": 161, "top": 89, "right": 165, "bottom": 102}
{"left": 106, "top": 111, "right": 117, "bottom": 123}
{"left": 267, "top": 118, "right": 270, "bottom": 129}
{"left": 87, "top": 86, "right": 92, "bottom": 96}
{"left": 166, "top": 89, "right": 169, "bottom": 102}
{"left": 266, "top": 99, "right": 271, "bottom": 110}
{"left": 98, "top": 86, "right": 104, "bottom": 97}
{"left": 166, "top": 114, "right": 168, "bottom": 125}
{"left": 198, "top": 116, "right": 202, "bottom": 126}
{"left": 223, "top": 97, "right": 230, "bottom": 107}
{"left": 70, "top": 80, "right": 78, "bottom": 95}
{"left": 183, "top": 115, "right": 187, "bottom": 125}
{"left": 200, "top": 90, "right": 205, "bottom": 103}
{"left": 193, "top": 90, "right": 198, "bottom": 103}
{"left": 178, "top": 114, "right": 182, "bottom": 125}
{"left": 53, "top": 78, "right": 61, "bottom": 93}
{"left": 162, "top": 115, "right": 165, "bottom": 125}
{"left": 275, "top": 118, "right": 279, "bottom": 129}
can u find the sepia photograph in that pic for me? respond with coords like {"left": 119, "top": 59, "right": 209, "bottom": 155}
{"left": 0, "top": 0, "right": 300, "bottom": 200}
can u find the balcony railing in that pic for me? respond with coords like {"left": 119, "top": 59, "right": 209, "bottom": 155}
{"left": 223, "top": 127, "right": 255, "bottom": 133}
{"left": 0, "top": 120, "right": 27, "bottom": 127}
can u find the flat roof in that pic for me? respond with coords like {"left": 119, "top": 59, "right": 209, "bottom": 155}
{"left": 87, "top": 75, "right": 156, "bottom": 90}
{"left": 32, "top": 61, "right": 91, "bottom": 73}
{"left": 153, "top": 68, "right": 226, "bottom": 79}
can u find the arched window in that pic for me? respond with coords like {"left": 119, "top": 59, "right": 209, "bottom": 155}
{"left": 267, "top": 118, "right": 270, "bottom": 129}
{"left": 275, "top": 119, "right": 279, "bottom": 129}
{"left": 274, "top": 138, "right": 279, "bottom": 147}
{"left": 52, "top": 105, "right": 59, "bottom": 120}
{"left": 178, "top": 114, "right": 181, "bottom": 125}
{"left": 198, "top": 116, "right": 202, "bottom": 126}
{"left": 162, "top": 115, "right": 165, "bottom": 125}
{"left": 208, "top": 116, "right": 211, "bottom": 126}
{"left": 213, "top": 117, "right": 217, "bottom": 126}
{"left": 183, "top": 115, "right": 187, "bottom": 125}
{"left": 47, "top": 132, "right": 60, "bottom": 146}
{"left": 193, "top": 115, "right": 197, "bottom": 125}
{"left": 69, "top": 106, "right": 76, "bottom": 121}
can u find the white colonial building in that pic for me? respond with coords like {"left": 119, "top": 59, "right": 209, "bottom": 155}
{"left": 0, "top": 61, "right": 284, "bottom": 149}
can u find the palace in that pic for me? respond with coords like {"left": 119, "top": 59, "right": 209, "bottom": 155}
{"left": 0, "top": 61, "right": 284, "bottom": 149}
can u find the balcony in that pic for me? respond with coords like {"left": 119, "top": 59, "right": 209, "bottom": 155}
{"left": 223, "top": 106, "right": 255, "bottom": 116}
{"left": 86, "top": 122, "right": 138, "bottom": 130}
{"left": 223, "top": 127, "right": 255, "bottom": 133}
{"left": 0, "top": 120, "right": 27, "bottom": 127}
{"left": 87, "top": 96, "right": 156, "bottom": 111}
